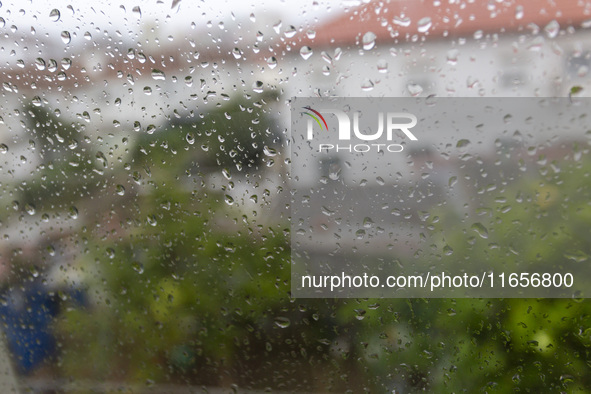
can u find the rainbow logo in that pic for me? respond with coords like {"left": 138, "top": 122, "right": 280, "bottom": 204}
{"left": 302, "top": 106, "right": 328, "bottom": 131}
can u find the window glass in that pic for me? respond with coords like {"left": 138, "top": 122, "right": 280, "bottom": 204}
{"left": 0, "top": 1, "right": 590, "bottom": 392}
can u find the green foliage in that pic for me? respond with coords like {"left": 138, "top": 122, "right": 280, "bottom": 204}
{"left": 36, "top": 100, "right": 591, "bottom": 392}
{"left": 19, "top": 103, "right": 104, "bottom": 207}
{"left": 132, "top": 91, "right": 281, "bottom": 174}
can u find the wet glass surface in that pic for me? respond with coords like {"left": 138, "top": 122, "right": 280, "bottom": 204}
{"left": 0, "top": 0, "right": 590, "bottom": 392}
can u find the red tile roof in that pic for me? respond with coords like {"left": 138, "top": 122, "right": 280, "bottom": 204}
{"left": 290, "top": 0, "right": 591, "bottom": 48}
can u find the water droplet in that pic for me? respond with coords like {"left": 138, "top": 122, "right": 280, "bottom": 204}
{"left": 61, "top": 57, "right": 72, "bottom": 70}
{"left": 515, "top": 5, "right": 524, "bottom": 20}
{"left": 284, "top": 25, "right": 297, "bottom": 38}
{"left": 274, "top": 317, "right": 291, "bottom": 328}
{"left": 272, "top": 20, "right": 282, "bottom": 34}
{"left": 184, "top": 76, "right": 193, "bottom": 87}
{"left": 466, "top": 76, "right": 479, "bottom": 88}
{"left": 527, "top": 340, "right": 539, "bottom": 348}
{"left": 456, "top": 139, "right": 470, "bottom": 148}
{"left": 361, "top": 79, "right": 374, "bottom": 91}
{"left": 252, "top": 80, "right": 263, "bottom": 93}
{"left": 447, "top": 49, "right": 459, "bottom": 65}
{"left": 0, "top": 143, "right": 7, "bottom": 154}
{"left": 47, "top": 59, "right": 58, "bottom": 72}
{"left": 132, "top": 261, "right": 144, "bottom": 274}
{"left": 49, "top": 9, "right": 60, "bottom": 22}
{"left": 232, "top": 47, "right": 242, "bottom": 59}
{"left": 471, "top": 222, "right": 488, "bottom": 239}
{"left": 544, "top": 20, "right": 559, "bottom": 39}
{"left": 65, "top": 205, "right": 78, "bottom": 219}
{"left": 132, "top": 6, "right": 141, "bottom": 18}
{"left": 263, "top": 146, "right": 277, "bottom": 156}
{"left": 527, "top": 36, "right": 544, "bottom": 51}
{"left": 354, "top": 309, "right": 366, "bottom": 320}
{"left": 143, "top": 86, "right": 152, "bottom": 95}
{"left": 116, "top": 185, "right": 125, "bottom": 196}
{"left": 224, "top": 195, "right": 234, "bottom": 205}
{"left": 417, "top": 17, "right": 432, "bottom": 33}
{"left": 151, "top": 69, "right": 165, "bottom": 81}
{"left": 25, "top": 204, "right": 36, "bottom": 215}
{"left": 147, "top": 215, "right": 157, "bottom": 226}
{"left": 61, "top": 31, "right": 71, "bottom": 44}
{"left": 31, "top": 97, "right": 44, "bottom": 107}
{"left": 377, "top": 59, "right": 388, "bottom": 73}
{"left": 443, "top": 244, "right": 454, "bottom": 255}
{"left": 47, "top": 245, "right": 55, "bottom": 256}
{"left": 266, "top": 56, "right": 277, "bottom": 69}
{"left": 300, "top": 46, "right": 313, "bottom": 60}
{"left": 407, "top": 83, "right": 423, "bottom": 96}
{"left": 0, "top": 18, "right": 4, "bottom": 28}
{"left": 106, "top": 248, "right": 116, "bottom": 259}
{"left": 147, "top": 124, "right": 156, "bottom": 134}
{"left": 306, "top": 29, "right": 316, "bottom": 39}
{"left": 362, "top": 31, "right": 376, "bottom": 50}
{"left": 186, "top": 133, "right": 195, "bottom": 144}
{"left": 29, "top": 266, "right": 40, "bottom": 278}
{"left": 393, "top": 15, "right": 411, "bottom": 27}
{"left": 35, "top": 58, "right": 46, "bottom": 71}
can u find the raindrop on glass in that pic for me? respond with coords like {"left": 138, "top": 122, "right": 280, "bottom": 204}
{"left": 393, "top": 15, "right": 411, "bottom": 27}
{"left": 49, "top": 9, "right": 60, "bottom": 22}
{"left": 300, "top": 46, "right": 313, "bottom": 60}
{"left": 362, "top": 31, "right": 377, "bottom": 50}
{"left": 274, "top": 317, "right": 291, "bottom": 328}
{"left": 284, "top": 25, "right": 297, "bottom": 38}
{"left": 25, "top": 204, "right": 36, "bottom": 216}
{"left": 147, "top": 215, "right": 157, "bottom": 226}
{"left": 407, "top": 83, "right": 424, "bottom": 96}
{"left": 232, "top": 48, "right": 243, "bottom": 59}
{"left": 186, "top": 133, "right": 195, "bottom": 145}
{"left": 515, "top": 5, "right": 524, "bottom": 20}
{"left": 252, "top": 80, "right": 264, "bottom": 93}
{"left": 417, "top": 17, "right": 432, "bottom": 33}
{"left": 544, "top": 20, "right": 559, "bottom": 39}
{"left": 266, "top": 56, "right": 277, "bottom": 69}
{"left": 61, "top": 31, "right": 71, "bottom": 44}
{"left": 69, "top": 206, "right": 79, "bottom": 219}
{"left": 151, "top": 69, "right": 166, "bottom": 81}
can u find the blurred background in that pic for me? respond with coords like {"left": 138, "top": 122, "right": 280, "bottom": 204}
{"left": 0, "top": 0, "right": 590, "bottom": 392}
